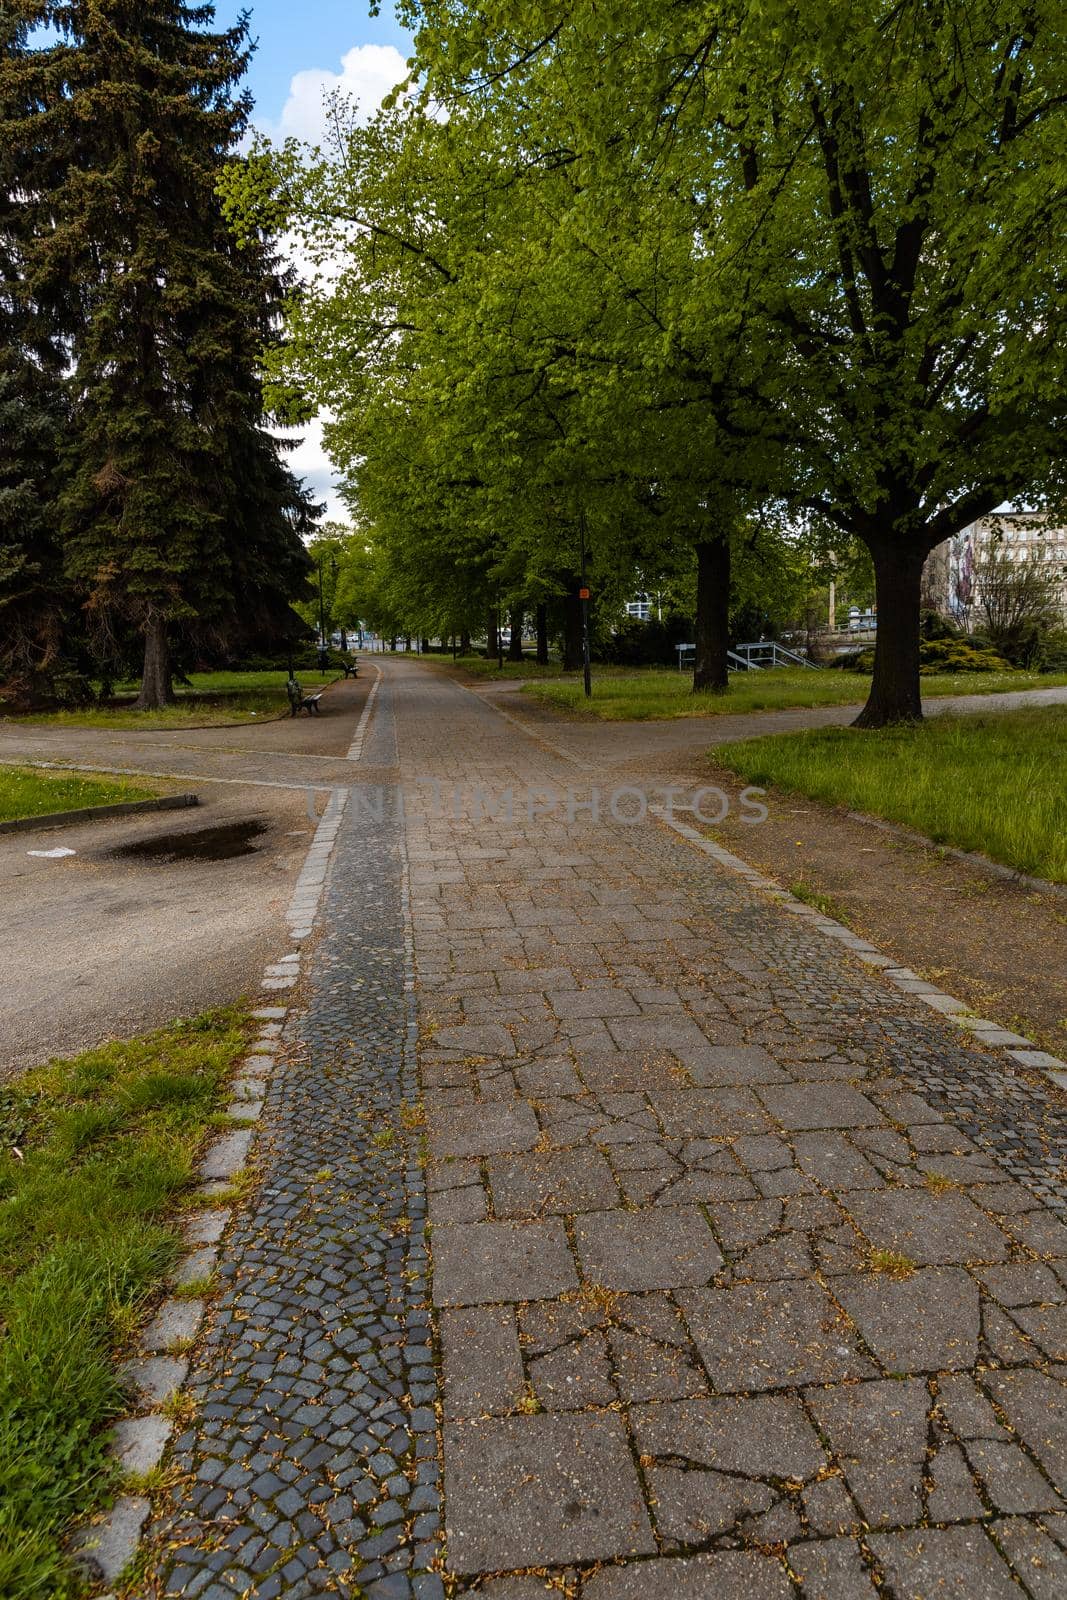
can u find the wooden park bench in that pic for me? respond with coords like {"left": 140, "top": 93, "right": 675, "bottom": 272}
{"left": 286, "top": 677, "right": 323, "bottom": 716}
{"left": 341, "top": 659, "right": 360, "bottom": 679}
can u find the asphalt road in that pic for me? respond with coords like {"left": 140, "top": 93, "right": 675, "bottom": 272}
{"left": 0, "top": 677, "right": 371, "bottom": 1077}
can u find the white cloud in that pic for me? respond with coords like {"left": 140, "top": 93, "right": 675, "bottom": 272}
{"left": 265, "top": 43, "right": 409, "bottom": 146}
{"left": 277, "top": 416, "right": 347, "bottom": 523}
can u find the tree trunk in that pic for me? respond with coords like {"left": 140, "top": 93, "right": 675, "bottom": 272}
{"left": 486, "top": 612, "right": 498, "bottom": 659}
{"left": 563, "top": 581, "right": 583, "bottom": 671}
{"left": 854, "top": 542, "right": 926, "bottom": 726}
{"left": 459, "top": 629, "right": 471, "bottom": 655}
{"left": 693, "top": 537, "right": 730, "bottom": 692}
{"left": 134, "top": 611, "right": 172, "bottom": 710}
{"left": 508, "top": 606, "right": 524, "bottom": 661}
{"left": 535, "top": 603, "right": 549, "bottom": 665}
{"left": 421, "top": 636, "right": 430, "bottom": 654}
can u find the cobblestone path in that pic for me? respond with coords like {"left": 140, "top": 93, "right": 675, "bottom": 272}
{"left": 153, "top": 660, "right": 1065, "bottom": 1599}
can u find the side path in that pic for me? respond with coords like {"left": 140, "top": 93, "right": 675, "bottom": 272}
{"left": 146, "top": 676, "right": 445, "bottom": 1599}
{"left": 391, "top": 662, "right": 1067, "bottom": 1597}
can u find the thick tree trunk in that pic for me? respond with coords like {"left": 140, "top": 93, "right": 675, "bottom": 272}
{"left": 563, "top": 581, "right": 583, "bottom": 671}
{"left": 535, "top": 603, "right": 549, "bottom": 665}
{"left": 134, "top": 611, "right": 172, "bottom": 710}
{"left": 486, "top": 612, "right": 498, "bottom": 659}
{"left": 508, "top": 607, "right": 524, "bottom": 661}
{"left": 693, "top": 537, "right": 730, "bottom": 692}
{"left": 421, "top": 636, "right": 430, "bottom": 654}
{"left": 459, "top": 630, "right": 471, "bottom": 655}
{"left": 854, "top": 542, "right": 926, "bottom": 726}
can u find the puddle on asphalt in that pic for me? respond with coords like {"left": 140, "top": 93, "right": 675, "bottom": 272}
{"left": 109, "top": 819, "right": 267, "bottom": 863}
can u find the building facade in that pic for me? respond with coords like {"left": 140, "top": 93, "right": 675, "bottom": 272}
{"left": 924, "top": 512, "right": 1067, "bottom": 625}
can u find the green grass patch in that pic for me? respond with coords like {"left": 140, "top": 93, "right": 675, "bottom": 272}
{"left": 450, "top": 654, "right": 565, "bottom": 679}
{"left": 0, "top": 1007, "right": 251, "bottom": 1598}
{"left": 521, "top": 665, "right": 1067, "bottom": 721}
{"left": 0, "top": 767, "right": 157, "bottom": 824}
{"left": 3, "top": 670, "right": 335, "bottom": 730}
{"left": 713, "top": 705, "right": 1067, "bottom": 883}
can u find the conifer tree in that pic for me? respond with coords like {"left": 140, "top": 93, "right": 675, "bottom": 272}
{"left": 0, "top": 1, "right": 73, "bottom": 705}
{"left": 24, "top": 2, "right": 311, "bottom": 707}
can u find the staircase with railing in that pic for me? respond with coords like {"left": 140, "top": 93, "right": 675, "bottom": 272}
{"left": 675, "top": 641, "right": 820, "bottom": 672}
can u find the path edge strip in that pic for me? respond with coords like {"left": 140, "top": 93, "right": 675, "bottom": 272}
{"left": 69, "top": 793, "right": 352, "bottom": 1594}
{"left": 650, "top": 805, "right": 1067, "bottom": 1097}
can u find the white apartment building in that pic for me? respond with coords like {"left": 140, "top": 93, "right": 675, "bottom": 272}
{"left": 924, "top": 511, "right": 1067, "bottom": 624}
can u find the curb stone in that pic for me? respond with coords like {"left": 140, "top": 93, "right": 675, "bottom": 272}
{"left": 69, "top": 788, "right": 352, "bottom": 1589}
{"left": 0, "top": 791, "right": 198, "bottom": 834}
{"left": 651, "top": 806, "right": 1067, "bottom": 1095}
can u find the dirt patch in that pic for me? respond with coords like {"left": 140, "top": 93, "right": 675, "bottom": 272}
{"left": 704, "top": 766, "right": 1067, "bottom": 1060}
{"left": 108, "top": 818, "right": 267, "bottom": 863}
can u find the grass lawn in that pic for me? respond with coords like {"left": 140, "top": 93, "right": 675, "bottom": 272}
{"left": 520, "top": 665, "right": 1067, "bottom": 720}
{"left": 0, "top": 1008, "right": 251, "bottom": 1598}
{"left": 1, "top": 669, "right": 336, "bottom": 731}
{"left": 0, "top": 766, "right": 157, "bottom": 824}
{"left": 712, "top": 705, "right": 1067, "bottom": 883}
{"left": 451, "top": 654, "right": 564, "bottom": 679}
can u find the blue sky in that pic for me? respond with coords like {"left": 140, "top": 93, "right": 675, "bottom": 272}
{"left": 227, "top": 3, "right": 415, "bottom": 515}
{"left": 237, "top": 1, "right": 412, "bottom": 138}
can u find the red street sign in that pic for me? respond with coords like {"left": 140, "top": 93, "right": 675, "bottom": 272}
{"left": 579, "top": 587, "right": 590, "bottom": 600}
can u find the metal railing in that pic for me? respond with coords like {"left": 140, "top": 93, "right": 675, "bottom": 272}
{"left": 675, "top": 640, "right": 820, "bottom": 671}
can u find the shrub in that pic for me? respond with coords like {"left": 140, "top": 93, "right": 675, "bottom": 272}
{"left": 919, "top": 638, "right": 1010, "bottom": 673}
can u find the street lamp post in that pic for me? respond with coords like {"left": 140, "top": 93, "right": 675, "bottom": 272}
{"left": 317, "top": 552, "right": 337, "bottom": 671}
{"left": 579, "top": 515, "right": 592, "bottom": 699}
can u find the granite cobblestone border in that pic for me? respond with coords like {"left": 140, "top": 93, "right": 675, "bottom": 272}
{"left": 653, "top": 808, "right": 1067, "bottom": 1096}
{"left": 69, "top": 788, "right": 354, "bottom": 1594}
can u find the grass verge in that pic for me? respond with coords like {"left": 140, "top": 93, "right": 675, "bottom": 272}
{"left": 0, "top": 767, "right": 157, "bottom": 824}
{"left": 712, "top": 705, "right": 1067, "bottom": 883}
{"left": 521, "top": 666, "right": 1067, "bottom": 720}
{"left": 0, "top": 1007, "right": 251, "bottom": 1598}
{"left": 2, "top": 670, "right": 335, "bottom": 730}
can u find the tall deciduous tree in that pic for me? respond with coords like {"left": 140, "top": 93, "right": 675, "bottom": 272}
{"left": 399, "top": 0, "right": 1067, "bottom": 722}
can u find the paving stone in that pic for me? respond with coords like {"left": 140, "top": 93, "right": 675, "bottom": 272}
{"left": 687, "top": 1044, "right": 790, "bottom": 1085}
{"left": 432, "top": 1219, "right": 578, "bottom": 1306}
{"left": 443, "top": 1412, "right": 655, "bottom": 1572}
{"left": 608, "top": 1325, "right": 708, "bottom": 1403}
{"left": 110, "top": 1413, "right": 172, "bottom": 1475}
{"left": 808, "top": 1379, "right": 930, "bottom": 1529}
{"left": 528, "top": 1326, "right": 616, "bottom": 1411}
{"left": 428, "top": 1100, "right": 540, "bottom": 1158}
{"left": 787, "top": 1538, "right": 879, "bottom": 1598}
{"left": 574, "top": 1205, "right": 722, "bottom": 1291}
{"left": 198, "top": 1128, "right": 254, "bottom": 1181}
{"left": 440, "top": 1306, "right": 523, "bottom": 1417}
{"left": 831, "top": 1266, "right": 980, "bottom": 1371}
{"left": 141, "top": 1297, "right": 203, "bottom": 1352}
{"left": 677, "top": 1281, "right": 873, "bottom": 1391}
{"left": 792, "top": 1132, "right": 885, "bottom": 1190}
{"left": 994, "top": 1517, "right": 1067, "bottom": 1599}
{"left": 756, "top": 1084, "right": 884, "bottom": 1130}
{"left": 842, "top": 1188, "right": 1010, "bottom": 1265}
{"left": 631, "top": 1393, "right": 824, "bottom": 1539}
{"left": 72, "top": 1497, "right": 151, "bottom": 1583}
{"left": 123, "top": 1355, "right": 189, "bottom": 1406}
{"left": 576, "top": 1047, "right": 687, "bottom": 1093}
{"left": 869, "top": 1526, "right": 1019, "bottom": 1598}
{"left": 487, "top": 1147, "right": 619, "bottom": 1216}
{"left": 582, "top": 1550, "right": 794, "bottom": 1598}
